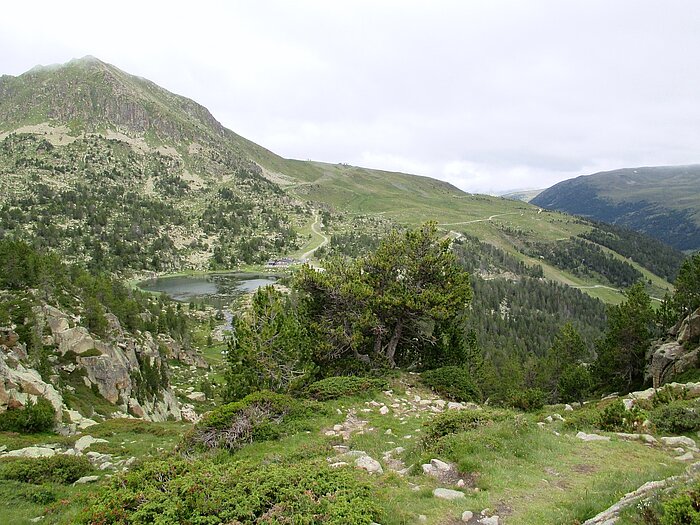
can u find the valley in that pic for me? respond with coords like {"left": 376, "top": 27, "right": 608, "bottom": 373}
{"left": 0, "top": 56, "right": 699, "bottom": 525}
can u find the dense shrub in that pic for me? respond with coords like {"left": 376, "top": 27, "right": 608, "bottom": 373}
{"left": 0, "top": 398, "right": 55, "bottom": 433}
{"left": 0, "top": 455, "right": 93, "bottom": 484}
{"left": 306, "top": 376, "right": 389, "bottom": 401}
{"left": 421, "top": 366, "right": 482, "bottom": 402}
{"left": 660, "top": 482, "right": 700, "bottom": 525}
{"left": 422, "top": 408, "right": 511, "bottom": 444}
{"left": 598, "top": 399, "right": 647, "bottom": 432}
{"left": 78, "top": 458, "right": 380, "bottom": 525}
{"left": 506, "top": 388, "right": 546, "bottom": 412}
{"left": 182, "top": 391, "right": 316, "bottom": 452}
{"left": 650, "top": 401, "right": 700, "bottom": 434}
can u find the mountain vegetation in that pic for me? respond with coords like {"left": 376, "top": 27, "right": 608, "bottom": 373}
{"left": 532, "top": 165, "right": 700, "bottom": 251}
{"left": 2, "top": 57, "right": 700, "bottom": 524}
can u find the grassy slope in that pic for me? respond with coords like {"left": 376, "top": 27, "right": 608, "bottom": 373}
{"left": 0, "top": 377, "right": 690, "bottom": 525}
{"left": 256, "top": 157, "right": 673, "bottom": 303}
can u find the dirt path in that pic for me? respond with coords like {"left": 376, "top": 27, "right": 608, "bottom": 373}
{"left": 439, "top": 212, "right": 520, "bottom": 227}
{"left": 301, "top": 212, "right": 329, "bottom": 260}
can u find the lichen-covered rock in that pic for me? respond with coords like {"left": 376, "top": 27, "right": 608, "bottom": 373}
{"left": 648, "top": 341, "right": 699, "bottom": 388}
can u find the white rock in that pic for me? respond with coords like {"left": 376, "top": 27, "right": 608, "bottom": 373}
{"left": 186, "top": 391, "right": 206, "bottom": 402}
{"left": 385, "top": 428, "right": 393, "bottom": 435}
{"left": 379, "top": 406, "right": 390, "bottom": 415}
{"left": 660, "top": 436, "right": 697, "bottom": 449}
{"left": 457, "top": 479, "right": 466, "bottom": 488}
{"left": 462, "top": 510, "right": 474, "bottom": 522}
{"left": 329, "top": 462, "right": 349, "bottom": 468}
{"left": 545, "top": 416, "right": 553, "bottom": 423}
{"left": 74, "top": 475, "right": 100, "bottom": 484}
{"left": 478, "top": 517, "right": 499, "bottom": 525}
{"left": 447, "top": 402, "right": 465, "bottom": 410}
{"left": 5, "top": 446, "right": 56, "bottom": 458}
{"left": 333, "top": 424, "right": 344, "bottom": 431}
{"left": 430, "top": 458, "right": 452, "bottom": 471}
{"left": 355, "top": 455, "right": 383, "bottom": 474}
{"left": 623, "top": 398, "right": 635, "bottom": 410}
{"left": 552, "top": 413, "right": 565, "bottom": 422}
{"left": 564, "top": 404, "right": 574, "bottom": 411}
{"left": 74, "top": 435, "right": 109, "bottom": 453}
{"left": 676, "top": 452, "right": 695, "bottom": 462}
{"left": 433, "top": 488, "right": 465, "bottom": 500}
{"left": 576, "top": 431, "right": 610, "bottom": 442}
{"left": 418, "top": 515, "right": 427, "bottom": 523}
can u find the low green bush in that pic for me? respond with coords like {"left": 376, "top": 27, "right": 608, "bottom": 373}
{"left": 0, "top": 454, "right": 93, "bottom": 484}
{"left": 422, "top": 408, "right": 511, "bottom": 444}
{"left": 598, "top": 399, "right": 647, "bottom": 432}
{"left": 506, "top": 388, "right": 546, "bottom": 412}
{"left": 305, "top": 376, "right": 389, "bottom": 401}
{"left": 660, "top": 482, "right": 700, "bottom": 525}
{"left": 181, "top": 390, "right": 316, "bottom": 452}
{"left": 77, "top": 457, "right": 380, "bottom": 525}
{"left": 0, "top": 398, "right": 55, "bottom": 433}
{"left": 420, "top": 366, "right": 481, "bottom": 402}
{"left": 650, "top": 401, "right": 700, "bottom": 434}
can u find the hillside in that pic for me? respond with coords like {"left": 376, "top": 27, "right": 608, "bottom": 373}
{"left": 0, "top": 57, "right": 683, "bottom": 303}
{"left": 531, "top": 165, "right": 700, "bottom": 252}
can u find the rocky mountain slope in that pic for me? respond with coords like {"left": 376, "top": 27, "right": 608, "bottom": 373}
{"left": 532, "top": 165, "right": 700, "bottom": 252}
{"left": 0, "top": 57, "right": 684, "bottom": 304}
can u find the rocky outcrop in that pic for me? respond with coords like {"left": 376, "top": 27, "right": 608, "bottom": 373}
{"left": 647, "top": 308, "right": 700, "bottom": 387}
{"left": 1, "top": 302, "right": 181, "bottom": 427}
{"left": 0, "top": 352, "right": 63, "bottom": 415}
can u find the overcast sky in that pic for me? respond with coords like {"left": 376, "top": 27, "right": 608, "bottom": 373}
{"left": 2, "top": 1, "right": 699, "bottom": 194}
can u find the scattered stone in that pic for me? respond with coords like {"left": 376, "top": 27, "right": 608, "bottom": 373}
{"left": 615, "top": 433, "right": 658, "bottom": 445}
{"left": 552, "top": 413, "right": 565, "bottom": 422}
{"left": 660, "top": 436, "right": 697, "bottom": 449}
{"left": 418, "top": 515, "right": 427, "bottom": 523}
{"left": 385, "top": 428, "right": 393, "bottom": 435}
{"left": 447, "top": 402, "right": 465, "bottom": 410}
{"left": 433, "top": 488, "right": 465, "bottom": 500}
{"left": 5, "top": 446, "right": 56, "bottom": 458}
{"left": 462, "top": 510, "right": 474, "bottom": 522}
{"left": 457, "top": 479, "right": 466, "bottom": 488}
{"left": 545, "top": 416, "right": 553, "bottom": 423}
{"left": 333, "top": 424, "right": 343, "bottom": 431}
{"left": 478, "top": 517, "right": 499, "bottom": 525}
{"left": 74, "top": 435, "right": 109, "bottom": 453}
{"left": 355, "top": 455, "right": 383, "bottom": 474}
{"left": 329, "top": 462, "right": 349, "bottom": 468}
{"left": 430, "top": 458, "right": 452, "bottom": 471}
{"left": 74, "top": 475, "right": 100, "bottom": 484}
{"left": 564, "top": 404, "right": 574, "bottom": 411}
{"left": 576, "top": 432, "right": 610, "bottom": 442}
{"left": 623, "top": 398, "right": 635, "bottom": 410}
{"left": 676, "top": 452, "right": 695, "bottom": 461}
{"left": 186, "top": 391, "right": 206, "bottom": 402}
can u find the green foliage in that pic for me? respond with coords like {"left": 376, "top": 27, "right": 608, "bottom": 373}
{"left": 420, "top": 366, "right": 482, "bottom": 402}
{"left": 305, "top": 376, "right": 389, "bottom": 401}
{"left": 594, "top": 282, "right": 658, "bottom": 392}
{"left": 557, "top": 364, "right": 594, "bottom": 404}
{"left": 579, "top": 222, "right": 686, "bottom": 282}
{"left": 674, "top": 254, "right": 700, "bottom": 319}
{"left": 0, "top": 454, "right": 92, "bottom": 484}
{"left": 182, "top": 391, "right": 315, "bottom": 452}
{"left": 660, "top": 483, "right": 700, "bottom": 525}
{"left": 598, "top": 399, "right": 647, "bottom": 432}
{"left": 77, "top": 457, "right": 380, "bottom": 525}
{"left": 506, "top": 388, "right": 546, "bottom": 412}
{"left": 422, "top": 408, "right": 511, "bottom": 443}
{"left": 0, "top": 398, "right": 55, "bottom": 434}
{"left": 224, "top": 286, "right": 315, "bottom": 401}
{"left": 522, "top": 237, "right": 643, "bottom": 289}
{"left": 650, "top": 401, "right": 700, "bottom": 434}
{"left": 295, "top": 222, "right": 472, "bottom": 370}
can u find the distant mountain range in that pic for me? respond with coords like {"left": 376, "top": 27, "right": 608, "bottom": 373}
{"left": 0, "top": 56, "right": 686, "bottom": 302}
{"left": 532, "top": 165, "right": 700, "bottom": 252}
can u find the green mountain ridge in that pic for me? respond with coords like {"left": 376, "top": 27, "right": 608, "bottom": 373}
{"left": 531, "top": 165, "right": 700, "bottom": 252}
{"left": 0, "top": 56, "right": 682, "bottom": 303}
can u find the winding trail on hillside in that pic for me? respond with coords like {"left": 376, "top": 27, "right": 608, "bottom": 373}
{"left": 439, "top": 212, "right": 520, "bottom": 226}
{"left": 301, "top": 212, "right": 329, "bottom": 260}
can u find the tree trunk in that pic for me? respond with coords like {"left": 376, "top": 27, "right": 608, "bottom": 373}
{"left": 385, "top": 319, "right": 403, "bottom": 367}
